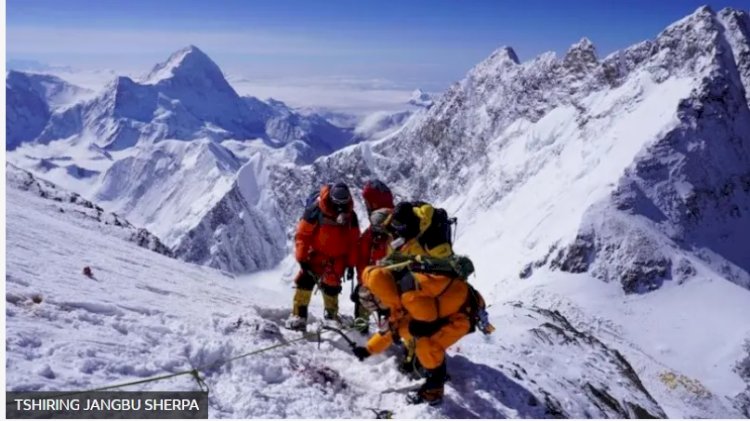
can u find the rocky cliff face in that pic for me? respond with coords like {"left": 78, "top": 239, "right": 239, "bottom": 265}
{"left": 550, "top": 6, "right": 750, "bottom": 292}
{"left": 184, "top": 7, "right": 750, "bottom": 292}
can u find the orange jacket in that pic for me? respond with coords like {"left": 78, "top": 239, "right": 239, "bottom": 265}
{"left": 294, "top": 185, "right": 360, "bottom": 270}
{"left": 362, "top": 266, "right": 471, "bottom": 368}
{"left": 356, "top": 227, "right": 390, "bottom": 283}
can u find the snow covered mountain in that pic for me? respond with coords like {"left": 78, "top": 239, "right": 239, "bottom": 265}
{"left": 6, "top": 46, "right": 358, "bottom": 267}
{"left": 246, "top": 97, "right": 354, "bottom": 155}
{"left": 6, "top": 70, "right": 92, "bottom": 110}
{"left": 189, "top": 6, "right": 750, "bottom": 282}
{"left": 171, "top": 6, "right": 750, "bottom": 416}
{"left": 8, "top": 45, "right": 353, "bottom": 155}
{"left": 6, "top": 71, "right": 91, "bottom": 150}
{"left": 350, "top": 110, "right": 413, "bottom": 142}
{"left": 6, "top": 6, "right": 750, "bottom": 416}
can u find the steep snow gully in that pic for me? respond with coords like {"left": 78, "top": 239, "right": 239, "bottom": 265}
{"left": 6, "top": 5, "right": 750, "bottom": 419}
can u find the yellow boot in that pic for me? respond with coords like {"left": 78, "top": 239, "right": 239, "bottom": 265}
{"left": 323, "top": 293, "right": 340, "bottom": 324}
{"left": 286, "top": 289, "right": 313, "bottom": 331}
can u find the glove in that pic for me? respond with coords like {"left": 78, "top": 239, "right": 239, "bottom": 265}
{"left": 345, "top": 267, "right": 355, "bottom": 282}
{"left": 358, "top": 286, "right": 381, "bottom": 312}
{"left": 408, "top": 319, "right": 446, "bottom": 338}
{"left": 352, "top": 346, "right": 370, "bottom": 361}
{"left": 299, "top": 261, "right": 313, "bottom": 273}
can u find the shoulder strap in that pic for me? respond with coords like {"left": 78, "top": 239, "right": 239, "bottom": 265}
{"left": 302, "top": 202, "right": 323, "bottom": 224}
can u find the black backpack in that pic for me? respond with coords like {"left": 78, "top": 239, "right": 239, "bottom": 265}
{"left": 417, "top": 206, "right": 457, "bottom": 251}
{"left": 304, "top": 188, "right": 322, "bottom": 211}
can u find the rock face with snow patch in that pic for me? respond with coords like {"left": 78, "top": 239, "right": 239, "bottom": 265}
{"left": 6, "top": 71, "right": 51, "bottom": 150}
{"left": 550, "top": 7, "right": 750, "bottom": 292}
{"left": 185, "top": 7, "right": 750, "bottom": 286}
{"left": 6, "top": 164, "right": 171, "bottom": 256}
{"left": 172, "top": 180, "right": 286, "bottom": 273}
{"left": 408, "top": 88, "right": 434, "bottom": 108}
{"left": 506, "top": 304, "right": 665, "bottom": 418}
{"left": 735, "top": 340, "right": 750, "bottom": 417}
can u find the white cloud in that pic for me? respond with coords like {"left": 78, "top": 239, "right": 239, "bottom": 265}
{"left": 228, "top": 75, "right": 419, "bottom": 115}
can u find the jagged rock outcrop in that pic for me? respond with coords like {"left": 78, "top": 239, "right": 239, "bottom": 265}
{"left": 552, "top": 7, "right": 750, "bottom": 291}
{"left": 6, "top": 163, "right": 171, "bottom": 256}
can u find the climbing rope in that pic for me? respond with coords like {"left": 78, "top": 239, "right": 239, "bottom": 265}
{"left": 8, "top": 322, "right": 365, "bottom": 403}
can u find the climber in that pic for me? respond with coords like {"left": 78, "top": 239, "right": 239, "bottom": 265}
{"left": 353, "top": 258, "right": 473, "bottom": 406}
{"left": 361, "top": 179, "right": 395, "bottom": 215}
{"left": 386, "top": 201, "right": 454, "bottom": 259}
{"left": 352, "top": 180, "right": 395, "bottom": 331}
{"left": 285, "top": 182, "right": 360, "bottom": 331}
{"left": 352, "top": 201, "right": 473, "bottom": 405}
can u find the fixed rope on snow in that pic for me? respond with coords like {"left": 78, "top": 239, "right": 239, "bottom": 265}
{"left": 8, "top": 323, "right": 363, "bottom": 403}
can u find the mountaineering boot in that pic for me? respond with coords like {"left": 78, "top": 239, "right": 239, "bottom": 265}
{"left": 406, "top": 361, "right": 447, "bottom": 406}
{"left": 399, "top": 355, "right": 426, "bottom": 379}
{"left": 323, "top": 293, "right": 342, "bottom": 327}
{"left": 285, "top": 314, "right": 307, "bottom": 331}
{"left": 286, "top": 288, "right": 312, "bottom": 331}
{"left": 323, "top": 310, "right": 356, "bottom": 328}
{"left": 406, "top": 385, "right": 444, "bottom": 406}
{"left": 398, "top": 339, "right": 423, "bottom": 377}
{"left": 323, "top": 309, "right": 341, "bottom": 327}
{"left": 353, "top": 300, "right": 371, "bottom": 334}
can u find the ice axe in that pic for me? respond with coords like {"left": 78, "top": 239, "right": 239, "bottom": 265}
{"left": 367, "top": 408, "right": 394, "bottom": 419}
{"left": 320, "top": 325, "right": 358, "bottom": 349}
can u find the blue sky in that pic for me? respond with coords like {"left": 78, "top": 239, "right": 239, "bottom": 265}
{"left": 7, "top": 0, "right": 750, "bottom": 91}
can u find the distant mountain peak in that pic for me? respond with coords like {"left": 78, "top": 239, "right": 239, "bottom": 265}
{"left": 563, "top": 37, "right": 598, "bottom": 71}
{"left": 565, "top": 37, "right": 597, "bottom": 59}
{"left": 489, "top": 46, "right": 520, "bottom": 65}
{"left": 694, "top": 4, "right": 715, "bottom": 15}
{"left": 142, "top": 45, "right": 225, "bottom": 86}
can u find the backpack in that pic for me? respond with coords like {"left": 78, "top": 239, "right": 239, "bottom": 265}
{"left": 362, "top": 179, "right": 394, "bottom": 211}
{"left": 304, "top": 189, "right": 321, "bottom": 210}
{"left": 409, "top": 254, "right": 474, "bottom": 279}
{"left": 417, "top": 207, "right": 457, "bottom": 251}
{"left": 408, "top": 254, "right": 494, "bottom": 335}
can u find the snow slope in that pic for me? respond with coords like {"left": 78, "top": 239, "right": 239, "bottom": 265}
{"left": 7, "top": 178, "right": 669, "bottom": 418}
{"left": 6, "top": 163, "right": 171, "bottom": 256}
